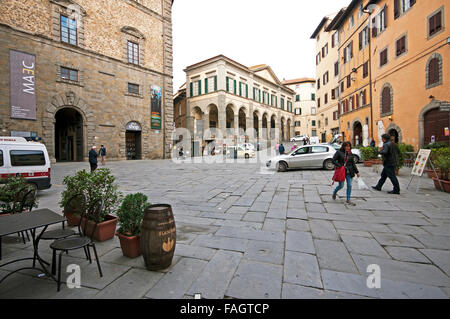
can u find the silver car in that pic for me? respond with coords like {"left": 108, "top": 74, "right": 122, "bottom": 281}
{"left": 266, "top": 145, "right": 336, "bottom": 172}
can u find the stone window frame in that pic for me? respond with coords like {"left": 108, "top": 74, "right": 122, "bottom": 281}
{"left": 50, "top": 0, "right": 86, "bottom": 48}
{"left": 380, "top": 83, "right": 394, "bottom": 118}
{"left": 55, "top": 62, "right": 84, "bottom": 87}
{"left": 125, "top": 82, "right": 144, "bottom": 99}
{"left": 121, "top": 26, "right": 146, "bottom": 67}
{"left": 427, "top": 6, "right": 445, "bottom": 40}
{"left": 425, "top": 52, "right": 443, "bottom": 89}
{"left": 395, "top": 32, "right": 408, "bottom": 60}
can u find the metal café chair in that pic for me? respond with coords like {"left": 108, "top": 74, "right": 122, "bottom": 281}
{"left": 50, "top": 198, "right": 104, "bottom": 291}
{"left": 40, "top": 194, "right": 90, "bottom": 271}
{"left": 17, "top": 188, "right": 38, "bottom": 243}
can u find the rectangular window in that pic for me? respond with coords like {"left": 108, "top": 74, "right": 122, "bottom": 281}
{"left": 311, "top": 93, "right": 315, "bottom": 101}
{"left": 340, "top": 81, "right": 344, "bottom": 93}
{"left": 281, "top": 98, "right": 285, "bottom": 110}
{"left": 396, "top": 35, "right": 407, "bottom": 56}
{"left": 334, "top": 62, "right": 339, "bottom": 77}
{"left": 295, "top": 108, "right": 301, "bottom": 115}
{"left": 127, "top": 41, "right": 139, "bottom": 65}
{"left": 324, "top": 93, "right": 328, "bottom": 104}
{"left": 323, "top": 72, "right": 329, "bottom": 85}
{"left": 311, "top": 107, "right": 317, "bottom": 115}
{"left": 61, "top": 67, "right": 78, "bottom": 81}
{"left": 192, "top": 80, "right": 199, "bottom": 96}
{"left": 347, "top": 75, "right": 351, "bottom": 88}
{"left": 312, "top": 120, "right": 316, "bottom": 127}
{"left": 128, "top": 83, "right": 139, "bottom": 95}
{"left": 316, "top": 53, "right": 321, "bottom": 65}
{"left": 428, "top": 10, "right": 443, "bottom": 37}
{"left": 60, "top": 15, "right": 77, "bottom": 45}
{"left": 296, "top": 95, "right": 300, "bottom": 102}
{"left": 317, "top": 79, "right": 320, "bottom": 89}
{"left": 359, "top": 27, "right": 370, "bottom": 50}
{"left": 10, "top": 150, "right": 46, "bottom": 166}
{"left": 317, "top": 98, "right": 321, "bottom": 108}
{"left": 363, "top": 61, "right": 369, "bottom": 78}
{"left": 207, "top": 75, "right": 217, "bottom": 93}
{"left": 380, "top": 48, "right": 388, "bottom": 66}
{"left": 344, "top": 41, "right": 353, "bottom": 63}
{"left": 331, "top": 88, "right": 336, "bottom": 100}
{"left": 331, "top": 32, "right": 339, "bottom": 48}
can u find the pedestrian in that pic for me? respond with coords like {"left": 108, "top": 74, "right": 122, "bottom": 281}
{"left": 99, "top": 144, "right": 107, "bottom": 165}
{"left": 89, "top": 146, "right": 99, "bottom": 172}
{"left": 275, "top": 143, "right": 280, "bottom": 155}
{"left": 291, "top": 143, "right": 297, "bottom": 151}
{"left": 332, "top": 141, "right": 360, "bottom": 206}
{"left": 178, "top": 146, "right": 184, "bottom": 159}
{"left": 303, "top": 137, "right": 307, "bottom": 146}
{"left": 279, "top": 143, "right": 285, "bottom": 155}
{"left": 370, "top": 138, "right": 376, "bottom": 147}
{"left": 257, "top": 141, "right": 261, "bottom": 151}
{"left": 372, "top": 134, "right": 401, "bottom": 194}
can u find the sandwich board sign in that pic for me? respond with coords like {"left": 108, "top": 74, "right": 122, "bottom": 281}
{"left": 411, "top": 149, "right": 431, "bottom": 177}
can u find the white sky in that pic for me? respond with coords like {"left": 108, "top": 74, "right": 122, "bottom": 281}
{"left": 172, "top": 0, "right": 350, "bottom": 91}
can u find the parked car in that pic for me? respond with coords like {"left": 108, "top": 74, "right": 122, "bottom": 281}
{"left": 0, "top": 136, "right": 51, "bottom": 190}
{"left": 227, "top": 145, "right": 255, "bottom": 159}
{"left": 266, "top": 145, "right": 336, "bottom": 172}
{"left": 290, "top": 135, "right": 308, "bottom": 142}
{"left": 238, "top": 143, "right": 255, "bottom": 151}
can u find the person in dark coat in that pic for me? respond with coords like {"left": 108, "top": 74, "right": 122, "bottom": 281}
{"left": 279, "top": 143, "right": 285, "bottom": 155}
{"left": 99, "top": 145, "right": 107, "bottom": 165}
{"left": 372, "top": 134, "right": 401, "bottom": 194}
{"left": 332, "top": 142, "right": 360, "bottom": 206}
{"left": 89, "top": 146, "right": 99, "bottom": 172}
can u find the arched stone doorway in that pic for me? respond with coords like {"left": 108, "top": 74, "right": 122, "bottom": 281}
{"left": 125, "top": 121, "right": 142, "bottom": 160}
{"left": 270, "top": 115, "right": 276, "bottom": 140}
{"left": 55, "top": 108, "right": 84, "bottom": 162}
{"left": 424, "top": 108, "right": 449, "bottom": 146}
{"left": 388, "top": 128, "right": 399, "bottom": 144}
{"left": 353, "top": 121, "right": 363, "bottom": 147}
{"left": 226, "top": 105, "right": 235, "bottom": 137}
{"left": 239, "top": 107, "right": 246, "bottom": 136}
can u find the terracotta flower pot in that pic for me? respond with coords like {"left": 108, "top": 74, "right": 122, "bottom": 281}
{"left": 116, "top": 232, "right": 142, "bottom": 258}
{"left": 81, "top": 214, "right": 118, "bottom": 242}
{"left": 395, "top": 169, "right": 399, "bottom": 176}
{"left": 372, "top": 159, "right": 383, "bottom": 165}
{"left": 363, "top": 161, "right": 373, "bottom": 167}
{"left": 432, "top": 178, "right": 450, "bottom": 193}
{"left": 63, "top": 210, "right": 81, "bottom": 226}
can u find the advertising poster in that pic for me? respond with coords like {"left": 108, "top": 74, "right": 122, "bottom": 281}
{"left": 151, "top": 85, "right": 162, "bottom": 130}
{"left": 411, "top": 149, "right": 432, "bottom": 177}
{"left": 10, "top": 50, "right": 36, "bottom": 120}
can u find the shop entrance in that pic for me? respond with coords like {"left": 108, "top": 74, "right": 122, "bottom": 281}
{"left": 55, "top": 108, "right": 84, "bottom": 162}
{"left": 125, "top": 122, "right": 142, "bottom": 160}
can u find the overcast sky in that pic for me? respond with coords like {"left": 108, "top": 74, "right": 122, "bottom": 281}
{"left": 172, "top": 0, "right": 350, "bottom": 91}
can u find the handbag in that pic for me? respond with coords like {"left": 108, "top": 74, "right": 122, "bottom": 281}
{"left": 332, "top": 154, "right": 348, "bottom": 184}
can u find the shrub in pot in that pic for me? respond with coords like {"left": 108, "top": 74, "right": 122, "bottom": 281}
{"left": 360, "top": 146, "right": 378, "bottom": 166}
{"left": 60, "top": 168, "right": 122, "bottom": 241}
{"left": 0, "top": 176, "right": 38, "bottom": 215}
{"left": 432, "top": 148, "right": 450, "bottom": 193}
{"left": 116, "top": 193, "right": 151, "bottom": 258}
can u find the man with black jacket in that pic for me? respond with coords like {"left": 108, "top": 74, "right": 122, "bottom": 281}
{"left": 89, "top": 146, "right": 99, "bottom": 172}
{"left": 372, "top": 134, "right": 400, "bottom": 194}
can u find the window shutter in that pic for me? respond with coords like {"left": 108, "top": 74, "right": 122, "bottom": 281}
{"left": 198, "top": 80, "right": 201, "bottom": 95}
{"left": 435, "top": 11, "right": 442, "bottom": 30}
{"left": 226, "top": 77, "right": 229, "bottom": 92}
{"left": 359, "top": 32, "right": 363, "bottom": 50}
{"left": 332, "top": 89, "right": 335, "bottom": 100}
{"left": 239, "top": 82, "right": 242, "bottom": 96}
{"left": 234, "top": 80, "right": 237, "bottom": 94}
{"left": 246, "top": 84, "right": 248, "bottom": 98}
{"left": 383, "top": 6, "right": 387, "bottom": 29}
{"left": 356, "top": 94, "right": 359, "bottom": 108}
{"left": 394, "top": 0, "right": 400, "bottom": 19}
{"left": 372, "top": 18, "right": 378, "bottom": 37}
{"left": 382, "top": 87, "right": 391, "bottom": 114}
{"left": 190, "top": 82, "right": 193, "bottom": 97}
{"left": 205, "top": 78, "right": 208, "bottom": 94}
{"left": 214, "top": 76, "right": 217, "bottom": 91}
{"left": 350, "top": 41, "right": 353, "bottom": 58}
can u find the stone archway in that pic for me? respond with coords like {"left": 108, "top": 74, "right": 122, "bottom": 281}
{"left": 44, "top": 91, "right": 94, "bottom": 161}
{"left": 386, "top": 123, "right": 402, "bottom": 144}
{"left": 419, "top": 100, "right": 450, "bottom": 147}
{"left": 350, "top": 118, "right": 363, "bottom": 147}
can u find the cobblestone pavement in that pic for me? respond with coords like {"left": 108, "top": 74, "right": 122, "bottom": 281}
{"left": 1, "top": 155, "right": 450, "bottom": 299}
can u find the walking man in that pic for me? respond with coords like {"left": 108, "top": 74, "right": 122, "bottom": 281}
{"left": 279, "top": 143, "right": 285, "bottom": 155}
{"left": 89, "top": 146, "right": 99, "bottom": 172}
{"left": 100, "top": 144, "right": 107, "bottom": 165}
{"left": 372, "top": 134, "right": 400, "bottom": 194}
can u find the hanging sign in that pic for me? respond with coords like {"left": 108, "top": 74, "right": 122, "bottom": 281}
{"left": 10, "top": 50, "right": 36, "bottom": 120}
{"left": 151, "top": 85, "right": 162, "bottom": 130}
{"left": 411, "top": 149, "right": 432, "bottom": 177}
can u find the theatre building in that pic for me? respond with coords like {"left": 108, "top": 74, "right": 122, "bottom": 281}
{"left": 0, "top": 0, "right": 174, "bottom": 162}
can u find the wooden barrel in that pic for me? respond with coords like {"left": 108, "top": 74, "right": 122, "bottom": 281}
{"left": 141, "top": 204, "right": 176, "bottom": 270}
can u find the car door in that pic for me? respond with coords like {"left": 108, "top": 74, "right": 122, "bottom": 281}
{"left": 309, "top": 146, "right": 331, "bottom": 168}
{"left": 288, "top": 146, "right": 312, "bottom": 168}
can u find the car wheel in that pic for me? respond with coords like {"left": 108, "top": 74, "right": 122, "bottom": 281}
{"left": 278, "top": 161, "right": 288, "bottom": 172}
{"left": 323, "top": 159, "right": 334, "bottom": 171}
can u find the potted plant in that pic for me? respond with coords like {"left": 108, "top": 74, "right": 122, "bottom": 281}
{"left": 59, "top": 170, "right": 90, "bottom": 226}
{"left": 396, "top": 143, "right": 414, "bottom": 175}
{"left": 116, "top": 193, "right": 151, "bottom": 258}
{"left": 0, "top": 176, "right": 37, "bottom": 215}
{"left": 431, "top": 147, "right": 450, "bottom": 193}
{"left": 60, "top": 168, "right": 122, "bottom": 241}
{"left": 361, "top": 146, "right": 378, "bottom": 167}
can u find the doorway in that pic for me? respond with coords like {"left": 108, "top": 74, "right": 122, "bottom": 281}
{"left": 424, "top": 108, "right": 449, "bottom": 146}
{"left": 353, "top": 122, "right": 363, "bottom": 146}
{"left": 55, "top": 108, "right": 84, "bottom": 162}
{"left": 389, "top": 129, "right": 399, "bottom": 144}
{"left": 126, "top": 131, "right": 141, "bottom": 160}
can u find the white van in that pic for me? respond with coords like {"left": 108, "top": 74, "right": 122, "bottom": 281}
{"left": 0, "top": 137, "right": 51, "bottom": 190}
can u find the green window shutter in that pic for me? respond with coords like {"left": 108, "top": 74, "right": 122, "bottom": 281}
{"left": 214, "top": 76, "right": 217, "bottom": 91}
{"left": 205, "top": 78, "right": 208, "bottom": 94}
{"left": 259, "top": 90, "right": 261, "bottom": 102}
{"left": 234, "top": 80, "right": 237, "bottom": 94}
{"left": 198, "top": 80, "right": 201, "bottom": 95}
{"left": 239, "top": 82, "right": 242, "bottom": 96}
{"left": 190, "top": 82, "right": 193, "bottom": 97}
{"left": 226, "top": 77, "right": 229, "bottom": 92}
{"left": 246, "top": 84, "right": 248, "bottom": 98}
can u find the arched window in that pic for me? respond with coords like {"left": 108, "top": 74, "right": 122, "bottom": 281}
{"left": 380, "top": 83, "right": 393, "bottom": 116}
{"left": 426, "top": 53, "right": 442, "bottom": 89}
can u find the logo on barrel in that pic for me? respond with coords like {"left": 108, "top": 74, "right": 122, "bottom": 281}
{"left": 162, "top": 238, "right": 175, "bottom": 252}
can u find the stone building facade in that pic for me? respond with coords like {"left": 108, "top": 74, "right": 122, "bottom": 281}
{"left": 0, "top": 0, "right": 174, "bottom": 162}
{"left": 177, "top": 55, "right": 295, "bottom": 155}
